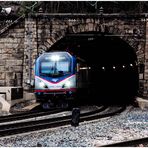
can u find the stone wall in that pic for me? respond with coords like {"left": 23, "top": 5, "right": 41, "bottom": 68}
{"left": 0, "top": 14, "right": 147, "bottom": 97}
{"left": 144, "top": 19, "right": 148, "bottom": 97}
{"left": 0, "top": 21, "right": 24, "bottom": 86}
{"left": 37, "top": 17, "right": 145, "bottom": 54}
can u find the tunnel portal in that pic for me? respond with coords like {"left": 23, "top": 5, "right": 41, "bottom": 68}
{"left": 49, "top": 32, "right": 139, "bottom": 104}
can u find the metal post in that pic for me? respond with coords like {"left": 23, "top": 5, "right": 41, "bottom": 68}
{"left": 29, "top": 34, "right": 32, "bottom": 88}
{"left": 71, "top": 108, "right": 80, "bottom": 127}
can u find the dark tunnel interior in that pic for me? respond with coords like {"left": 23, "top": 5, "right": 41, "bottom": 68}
{"left": 49, "top": 32, "right": 139, "bottom": 104}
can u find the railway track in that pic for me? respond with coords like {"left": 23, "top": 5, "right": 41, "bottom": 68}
{"left": 0, "top": 108, "right": 67, "bottom": 123}
{"left": 102, "top": 137, "right": 148, "bottom": 147}
{"left": 0, "top": 105, "right": 126, "bottom": 137}
{"left": 0, "top": 105, "right": 103, "bottom": 124}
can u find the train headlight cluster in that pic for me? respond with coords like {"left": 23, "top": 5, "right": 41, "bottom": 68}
{"left": 51, "top": 55, "right": 60, "bottom": 61}
{"left": 39, "top": 81, "right": 46, "bottom": 88}
{"left": 62, "top": 76, "right": 76, "bottom": 88}
{"left": 65, "top": 81, "right": 72, "bottom": 88}
{"left": 36, "top": 78, "right": 48, "bottom": 89}
{"left": 63, "top": 80, "right": 73, "bottom": 88}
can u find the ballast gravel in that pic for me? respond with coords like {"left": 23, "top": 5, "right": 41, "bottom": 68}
{"left": 0, "top": 106, "right": 147, "bottom": 147}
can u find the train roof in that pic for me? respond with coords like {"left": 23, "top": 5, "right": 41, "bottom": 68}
{"left": 37, "top": 51, "right": 73, "bottom": 60}
{"left": 41, "top": 51, "right": 70, "bottom": 55}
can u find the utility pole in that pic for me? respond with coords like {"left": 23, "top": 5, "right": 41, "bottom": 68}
{"left": 28, "top": 18, "right": 33, "bottom": 88}
{"left": 25, "top": 2, "right": 38, "bottom": 89}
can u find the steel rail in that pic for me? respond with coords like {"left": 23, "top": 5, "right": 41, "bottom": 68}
{"left": 0, "top": 108, "right": 66, "bottom": 123}
{"left": 0, "top": 105, "right": 105, "bottom": 123}
{"left": 0, "top": 106, "right": 107, "bottom": 130}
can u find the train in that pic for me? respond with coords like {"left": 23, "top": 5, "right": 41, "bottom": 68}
{"left": 34, "top": 51, "right": 139, "bottom": 108}
{"left": 34, "top": 51, "right": 78, "bottom": 108}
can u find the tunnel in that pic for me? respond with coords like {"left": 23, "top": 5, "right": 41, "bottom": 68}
{"left": 49, "top": 32, "right": 139, "bottom": 104}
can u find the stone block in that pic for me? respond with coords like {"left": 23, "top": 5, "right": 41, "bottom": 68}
{"left": 0, "top": 60, "right": 5, "bottom": 66}
{"left": 0, "top": 95, "right": 10, "bottom": 113}
{"left": 0, "top": 73, "right": 5, "bottom": 79}
{"left": 0, "top": 80, "right": 5, "bottom": 86}
{"left": 144, "top": 75, "right": 148, "bottom": 80}
{"left": 15, "top": 29, "right": 24, "bottom": 33}
{"left": 0, "top": 38, "right": 7, "bottom": 43}
{"left": 8, "top": 66, "right": 14, "bottom": 72}
{"left": 5, "top": 39, "right": 14, "bottom": 43}
{"left": 136, "top": 97, "right": 148, "bottom": 110}
{"left": 46, "top": 38, "right": 53, "bottom": 44}
{"left": 86, "top": 19, "right": 91, "bottom": 23}
{"left": 6, "top": 60, "right": 17, "bottom": 66}
{"left": 6, "top": 72, "right": 14, "bottom": 79}
{"left": 0, "top": 66, "right": 5, "bottom": 71}
{"left": 15, "top": 66, "right": 23, "bottom": 72}
{"left": 85, "top": 24, "right": 89, "bottom": 32}
{"left": 6, "top": 79, "right": 15, "bottom": 86}
{"left": 2, "top": 48, "right": 13, "bottom": 54}
{"left": 17, "top": 79, "right": 22, "bottom": 86}
{"left": 16, "top": 60, "right": 23, "bottom": 66}
{"left": 13, "top": 33, "right": 24, "bottom": 38}
{"left": 2, "top": 54, "right": 10, "bottom": 60}
{"left": 88, "top": 23, "right": 94, "bottom": 31}
{"left": 79, "top": 24, "right": 85, "bottom": 32}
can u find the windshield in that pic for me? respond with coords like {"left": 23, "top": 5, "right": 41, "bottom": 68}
{"left": 40, "top": 53, "right": 71, "bottom": 77}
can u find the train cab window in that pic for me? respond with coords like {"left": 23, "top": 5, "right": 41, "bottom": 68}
{"left": 39, "top": 53, "right": 71, "bottom": 77}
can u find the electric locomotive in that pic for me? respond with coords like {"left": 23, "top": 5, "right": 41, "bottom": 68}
{"left": 34, "top": 51, "right": 77, "bottom": 104}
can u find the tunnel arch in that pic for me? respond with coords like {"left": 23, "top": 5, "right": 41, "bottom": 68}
{"left": 38, "top": 20, "right": 141, "bottom": 54}
{"left": 45, "top": 31, "right": 139, "bottom": 104}
{"left": 48, "top": 31, "right": 137, "bottom": 64}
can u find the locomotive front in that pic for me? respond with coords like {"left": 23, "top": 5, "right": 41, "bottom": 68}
{"left": 34, "top": 52, "right": 76, "bottom": 103}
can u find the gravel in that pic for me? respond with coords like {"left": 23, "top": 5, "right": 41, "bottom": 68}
{"left": 9, "top": 99, "right": 36, "bottom": 114}
{"left": 0, "top": 106, "right": 147, "bottom": 147}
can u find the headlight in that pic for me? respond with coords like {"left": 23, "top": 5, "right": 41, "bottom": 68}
{"left": 51, "top": 55, "right": 60, "bottom": 61}
{"left": 63, "top": 76, "right": 76, "bottom": 88}
{"left": 65, "top": 81, "right": 71, "bottom": 88}
{"left": 39, "top": 81, "right": 45, "bottom": 87}
{"left": 39, "top": 81, "right": 48, "bottom": 88}
{"left": 35, "top": 77, "right": 48, "bottom": 89}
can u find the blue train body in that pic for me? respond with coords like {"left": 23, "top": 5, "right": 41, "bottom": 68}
{"left": 35, "top": 51, "right": 77, "bottom": 102}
